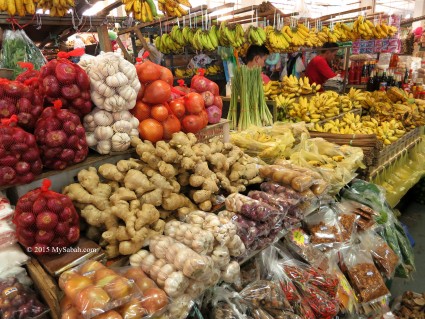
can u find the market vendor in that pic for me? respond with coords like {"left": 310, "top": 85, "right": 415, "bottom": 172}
{"left": 245, "top": 45, "right": 271, "bottom": 84}
{"left": 305, "top": 42, "right": 339, "bottom": 86}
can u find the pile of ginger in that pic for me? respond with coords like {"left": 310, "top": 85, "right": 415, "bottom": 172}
{"left": 63, "top": 132, "right": 262, "bottom": 258}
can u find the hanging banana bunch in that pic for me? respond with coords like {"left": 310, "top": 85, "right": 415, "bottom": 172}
{"left": 157, "top": 0, "right": 191, "bottom": 17}
{"left": 122, "top": 0, "right": 158, "bottom": 22}
{"left": 246, "top": 25, "right": 267, "bottom": 46}
{"left": 10, "top": 0, "right": 75, "bottom": 17}
{"left": 217, "top": 22, "right": 245, "bottom": 48}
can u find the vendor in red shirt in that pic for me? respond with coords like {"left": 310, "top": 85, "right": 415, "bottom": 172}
{"left": 245, "top": 45, "right": 271, "bottom": 84}
{"left": 305, "top": 42, "right": 339, "bottom": 86}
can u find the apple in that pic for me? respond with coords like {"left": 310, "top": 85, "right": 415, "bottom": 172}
{"left": 63, "top": 275, "right": 93, "bottom": 300}
{"left": 103, "top": 276, "right": 132, "bottom": 300}
{"left": 134, "top": 277, "right": 156, "bottom": 293}
{"left": 74, "top": 286, "right": 110, "bottom": 313}
{"left": 119, "top": 298, "right": 148, "bottom": 319}
{"left": 94, "top": 310, "right": 123, "bottom": 319}
{"left": 61, "top": 307, "right": 84, "bottom": 319}
{"left": 60, "top": 295, "right": 74, "bottom": 311}
{"left": 79, "top": 260, "right": 105, "bottom": 278}
{"left": 123, "top": 268, "right": 146, "bottom": 281}
{"left": 94, "top": 268, "right": 120, "bottom": 288}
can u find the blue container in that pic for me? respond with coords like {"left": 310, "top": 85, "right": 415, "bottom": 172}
{"left": 401, "top": 222, "right": 415, "bottom": 247}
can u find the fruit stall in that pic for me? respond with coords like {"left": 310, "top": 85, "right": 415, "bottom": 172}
{"left": 0, "top": 0, "right": 425, "bottom": 319}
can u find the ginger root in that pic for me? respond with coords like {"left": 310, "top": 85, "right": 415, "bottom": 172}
{"left": 99, "top": 163, "right": 125, "bottom": 182}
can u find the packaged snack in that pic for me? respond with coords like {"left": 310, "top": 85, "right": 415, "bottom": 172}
{"left": 359, "top": 231, "right": 400, "bottom": 279}
{"left": 0, "top": 277, "right": 49, "bottom": 319}
{"left": 304, "top": 206, "right": 344, "bottom": 248}
{"left": 13, "top": 179, "right": 80, "bottom": 255}
{"left": 342, "top": 245, "right": 390, "bottom": 303}
{"left": 248, "top": 191, "right": 298, "bottom": 215}
{"left": 296, "top": 283, "right": 339, "bottom": 318}
{"left": 337, "top": 199, "right": 378, "bottom": 231}
{"left": 284, "top": 228, "right": 330, "bottom": 271}
{"left": 337, "top": 210, "right": 358, "bottom": 242}
{"left": 226, "top": 193, "right": 280, "bottom": 222}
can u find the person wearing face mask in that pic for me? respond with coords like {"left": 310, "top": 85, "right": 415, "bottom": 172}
{"left": 244, "top": 45, "right": 271, "bottom": 83}
{"left": 305, "top": 42, "right": 339, "bottom": 86}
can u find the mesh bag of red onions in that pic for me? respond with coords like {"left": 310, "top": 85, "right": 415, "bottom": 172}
{"left": 39, "top": 48, "right": 92, "bottom": 118}
{"left": 34, "top": 100, "right": 88, "bottom": 170}
{"left": 0, "top": 115, "right": 43, "bottom": 186}
{"left": 13, "top": 179, "right": 80, "bottom": 255}
{"left": 0, "top": 77, "right": 44, "bottom": 132}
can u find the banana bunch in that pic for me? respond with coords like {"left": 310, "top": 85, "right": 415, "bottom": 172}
{"left": 1, "top": 0, "right": 37, "bottom": 15}
{"left": 122, "top": 0, "right": 157, "bottom": 22}
{"left": 154, "top": 33, "right": 184, "bottom": 54}
{"left": 33, "top": 0, "right": 74, "bottom": 16}
{"left": 333, "top": 23, "right": 357, "bottom": 42}
{"left": 218, "top": 22, "right": 245, "bottom": 48}
{"left": 282, "top": 75, "right": 321, "bottom": 96}
{"left": 205, "top": 65, "right": 221, "bottom": 75}
{"left": 191, "top": 27, "right": 219, "bottom": 51}
{"left": 316, "top": 26, "right": 340, "bottom": 43}
{"left": 169, "top": 25, "right": 188, "bottom": 46}
{"left": 275, "top": 94, "right": 296, "bottom": 121}
{"left": 263, "top": 81, "right": 281, "bottom": 100}
{"left": 346, "top": 87, "right": 367, "bottom": 108}
{"left": 282, "top": 24, "right": 311, "bottom": 47}
{"left": 265, "top": 26, "right": 290, "bottom": 52}
{"left": 174, "top": 68, "right": 194, "bottom": 78}
{"left": 374, "top": 23, "right": 398, "bottom": 38}
{"left": 157, "top": 0, "right": 190, "bottom": 17}
{"left": 246, "top": 26, "right": 267, "bottom": 46}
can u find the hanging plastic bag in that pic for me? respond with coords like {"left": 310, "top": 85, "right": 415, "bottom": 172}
{"left": 39, "top": 48, "right": 92, "bottom": 117}
{"left": 13, "top": 179, "right": 80, "bottom": 255}
{"left": 34, "top": 100, "right": 88, "bottom": 170}
{"left": 0, "top": 191, "right": 14, "bottom": 221}
{"left": 0, "top": 29, "right": 47, "bottom": 79}
{"left": 0, "top": 115, "right": 43, "bottom": 186}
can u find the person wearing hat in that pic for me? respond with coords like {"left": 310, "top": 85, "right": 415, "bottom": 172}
{"left": 244, "top": 45, "right": 271, "bottom": 84}
{"left": 305, "top": 42, "right": 339, "bottom": 86}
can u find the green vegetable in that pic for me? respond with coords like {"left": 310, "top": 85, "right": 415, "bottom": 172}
{"left": 0, "top": 30, "right": 46, "bottom": 79}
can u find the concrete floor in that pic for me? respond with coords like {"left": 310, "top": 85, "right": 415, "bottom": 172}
{"left": 390, "top": 201, "right": 425, "bottom": 298}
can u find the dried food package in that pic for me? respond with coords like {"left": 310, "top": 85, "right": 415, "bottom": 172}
{"left": 226, "top": 193, "right": 280, "bottom": 222}
{"left": 359, "top": 231, "right": 400, "bottom": 279}
{"left": 284, "top": 228, "right": 330, "bottom": 271}
{"left": 342, "top": 245, "right": 390, "bottom": 303}
{"left": 336, "top": 210, "right": 358, "bottom": 242}
{"left": 296, "top": 283, "right": 339, "bottom": 318}
{"left": 304, "top": 206, "right": 344, "bottom": 249}
{"left": 240, "top": 280, "right": 293, "bottom": 315}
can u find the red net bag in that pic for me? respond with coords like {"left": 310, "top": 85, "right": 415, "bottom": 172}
{"left": 0, "top": 115, "right": 42, "bottom": 186}
{"left": 0, "top": 78, "right": 44, "bottom": 132}
{"left": 190, "top": 68, "right": 219, "bottom": 95}
{"left": 39, "top": 49, "right": 92, "bottom": 118}
{"left": 34, "top": 100, "right": 88, "bottom": 170}
{"left": 13, "top": 179, "right": 80, "bottom": 255}
{"left": 15, "top": 62, "right": 41, "bottom": 83}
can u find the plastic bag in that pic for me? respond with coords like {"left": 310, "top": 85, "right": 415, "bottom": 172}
{"left": 13, "top": 179, "right": 80, "bottom": 254}
{"left": 34, "top": 100, "right": 88, "bottom": 169}
{"left": 247, "top": 191, "right": 299, "bottom": 217}
{"left": 0, "top": 220, "right": 17, "bottom": 249}
{"left": 191, "top": 69, "right": 219, "bottom": 95}
{"left": 240, "top": 280, "right": 293, "bottom": 316}
{"left": 78, "top": 52, "right": 140, "bottom": 113}
{"left": 359, "top": 230, "right": 400, "bottom": 279}
{"left": 296, "top": 283, "right": 339, "bottom": 318}
{"left": 39, "top": 49, "right": 92, "bottom": 117}
{"left": 342, "top": 244, "right": 390, "bottom": 303}
{"left": 207, "top": 286, "right": 249, "bottom": 319}
{"left": 0, "top": 277, "right": 49, "bottom": 319}
{"left": 0, "top": 244, "right": 29, "bottom": 273}
{"left": 59, "top": 261, "right": 146, "bottom": 319}
{"left": 0, "top": 116, "right": 43, "bottom": 186}
{"left": 304, "top": 206, "right": 345, "bottom": 248}
{"left": 15, "top": 62, "right": 41, "bottom": 83}
{"left": 284, "top": 228, "right": 330, "bottom": 271}
{"left": 0, "top": 29, "right": 47, "bottom": 79}
{"left": 0, "top": 77, "right": 44, "bottom": 132}
{"left": 226, "top": 193, "right": 280, "bottom": 222}
{"left": 0, "top": 266, "right": 32, "bottom": 286}
{"left": 336, "top": 198, "right": 378, "bottom": 230}
{"left": 0, "top": 192, "right": 14, "bottom": 221}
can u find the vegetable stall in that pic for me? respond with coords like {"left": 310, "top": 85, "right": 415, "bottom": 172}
{"left": 0, "top": 1, "right": 424, "bottom": 319}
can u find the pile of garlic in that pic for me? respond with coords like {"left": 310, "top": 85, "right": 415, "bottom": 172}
{"left": 84, "top": 108, "right": 139, "bottom": 154}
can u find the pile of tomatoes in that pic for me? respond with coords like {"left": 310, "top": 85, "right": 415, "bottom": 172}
{"left": 131, "top": 60, "right": 209, "bottom": 143}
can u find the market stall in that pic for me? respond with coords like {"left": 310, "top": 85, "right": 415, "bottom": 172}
{"left": 0, "top": 0, "right": 424, "bottom": 318}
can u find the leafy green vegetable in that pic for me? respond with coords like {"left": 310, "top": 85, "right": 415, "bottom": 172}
{"left": 0, "top": 30, "right": 46, "bottom": 79}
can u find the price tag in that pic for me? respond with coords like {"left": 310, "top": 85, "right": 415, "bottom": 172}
{"left": 292, "top": 229, "right": 305, "bottom": 247}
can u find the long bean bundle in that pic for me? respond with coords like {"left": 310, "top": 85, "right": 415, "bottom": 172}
{"left": 227, "top": 66, "right": 273, "bottom": 131}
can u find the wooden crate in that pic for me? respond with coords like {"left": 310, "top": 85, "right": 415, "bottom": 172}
{"left": 195, "top": 119, "right": 230, "bottom": 143}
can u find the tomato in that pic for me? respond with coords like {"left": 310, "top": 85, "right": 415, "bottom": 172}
{"left": 169, "top": 98, "right": 186, "bottom": 119}
{"left": 134, "top": 277, "right": 157, "bottom": 293}
{"left": 182, "top": 115, "right": 204, "bottom": 133}
{"left": 200, "top": 110, "right": 209, "bottom": 128}
{"left": 184, "top": 92, "right": 205, "bottom": 114}
{"left": 131, "top": 101, "right": 151, "bottom": 122}
{"left": 138, "top": 118, "right": 164, "bottom": 143}
{"left": 140, "top": 288, "right": 168, "bottom": 314}
{"left": 151, "top": 104, "right": 169, "bottom": 122}
{"left": 162, "top": 114, "right": 181, "bottom": 139}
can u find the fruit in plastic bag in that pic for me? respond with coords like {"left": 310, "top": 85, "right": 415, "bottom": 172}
{"left": 13, "top": 179, "right": 80, "bottom": 255}
{"left": 0, "top": 116, "right": 42, "bottom": 186}
{"left": 34, "top": 100, "right": 88, "bottom": 170}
